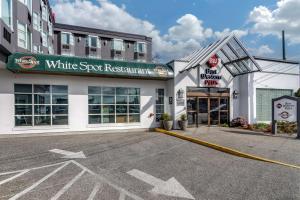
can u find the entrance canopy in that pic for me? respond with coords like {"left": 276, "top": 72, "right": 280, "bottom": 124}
{"left": 180, "top": 34, "right": 262, "bottom": 77}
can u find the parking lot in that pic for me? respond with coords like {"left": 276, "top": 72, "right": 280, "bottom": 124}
{"left": 0, "top": 129, "right": 300, "bottom": 200}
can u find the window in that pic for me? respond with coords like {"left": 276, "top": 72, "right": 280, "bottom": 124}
{"left": 256, "top": 88, "right": 292, "bottom": 121}
{"left": 17, "top": 22, "right": 26, "bottom": 49}
{"left": 48, "top": 22, "right": 53, "bottom": 36}
{"left": 134, "top": 42, "right": 146, "bottom": 53}
{"left": 61, "top": 32, "right": 74, "bottom": 45}
{"left": 18, "top": 0, "right": 31, "bottom": 13}
{"left": 2, "top": 0, "right": 12, "bottom": 28}
{"left": 14, "top": 84, "right": 68, "bottom": 126}
{"left": 48, "top": 44, "right": 54, "bottom": 54}
{"left": 41, "top": 3, "right": 47, "bottom": 21}
{"left": 27, "top": 28, "right": 32, "bottom": 51}
{"left": 88, "top": 87, "right": 140, "bottom": 124}
{"left": 111, "top": 39, "right": 124, "bottom": 51}
{"left": 42, "top": 31, "right": 47, "bottom": 47}
{"left": 33, "top": 12, "right": 40, "bottom": 31}
{"left": 155, "top": 89, "right": 164, "bottom": 122}
{"left": 33, "top": 45, "right": 38, "bottom": 53}
{"left": 86, "top": 35, "right": 100, "bottom": 48}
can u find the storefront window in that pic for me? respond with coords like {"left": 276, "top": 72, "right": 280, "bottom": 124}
{"left": 14, "top": 84, "right": 68, "bottom": 126}
{"left": 88, "top": 86, "right": 140, "bottom": 124}
{"left": 155, "top": 89, "right": 164, "bottom": 122}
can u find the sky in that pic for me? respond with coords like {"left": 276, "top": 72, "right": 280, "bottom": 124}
{"left": 49, "top": 0, "right": 300, "bottom": 62}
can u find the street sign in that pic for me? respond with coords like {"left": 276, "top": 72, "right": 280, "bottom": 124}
{"left": 274, "top": 98, "right": 297, "bottom": 122}
{"left": 272, "top": 95, "right": 300, "bottom": 138}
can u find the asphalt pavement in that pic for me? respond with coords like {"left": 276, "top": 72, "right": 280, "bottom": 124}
{"left": 0, "top": 130, "right": 299, "bottom": 200}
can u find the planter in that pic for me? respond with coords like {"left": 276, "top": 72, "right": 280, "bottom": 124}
{"left": 163, "top": 120, "right": 173, "bottom": 131}
{"left": 178, "top": 120, "right": 188, "bottom": 131}
{"left": 159, "top": 120, "right": 164, "bottom": 129}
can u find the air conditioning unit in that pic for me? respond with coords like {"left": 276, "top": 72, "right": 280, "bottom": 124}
{"left": 62, "top": 44, "right": 70, "bottom": 49}
{"left": 115, "top": 50, "right": 122, "bottom": 55}
{"left": 90, "top": 47, "right": 97, "bottom": 52}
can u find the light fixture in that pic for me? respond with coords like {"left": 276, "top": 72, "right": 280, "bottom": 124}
{"left": 177, "top": 89, "right": 184, "bottom": 99}
{"left": 233, "top": 90, "right": 239, "bottom": 99}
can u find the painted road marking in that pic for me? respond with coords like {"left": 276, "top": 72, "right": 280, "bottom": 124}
{"left": 70, "top": 160, "right": 144, "bottom": 200}
{"left": 49, "top": 148, "right": 87, "bottom": 159}
{"left": 50, "top": 170, "right": 86, "bottom": 200}
{"left": 127, "top": 169, "right": 195, "bottom": 199}
{"left": 9, "top": 161, "right": 71, "bottom": 200}
{"left": 119, "top": 191, "right": 126, "bottom": 200}
{"left": 155, "top": 128, "right": 300, "bottom": 170}
{"left": 87, "top": 183, "right": 102, "bottom": 200}
{"left": 0, "top": 170, "right": 30, "bottom": 186}
{"left": 1, "top": 161, "right": 144, "bottom": 200}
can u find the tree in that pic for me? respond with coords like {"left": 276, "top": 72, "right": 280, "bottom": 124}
{"left": 295, "top": 88, "right": 300, "bottom": 97}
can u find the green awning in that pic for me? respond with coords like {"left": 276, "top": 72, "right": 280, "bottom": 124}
{"left": 6, "top": 53, "right": 173, "bottom": 80}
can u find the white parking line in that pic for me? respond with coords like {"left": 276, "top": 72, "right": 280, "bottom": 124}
{"left": 1, "top": 160, "right": 144, "bottom": 200}
{"left": 50, "top": 170, "right": 86, "bottom": 200}
{"left": 0, "top": 161, "right": 68, "bottom": 176}
{"left": 87, "top": 183, "right": 102, "bottom": 200}
{"left": 0, "top": 169, "right": 30, "bottom": 186}
{"left": 71, "top": 160, "right": 144, "bottom": 200}
{"left": 119, "top": 191, "right": 126, "bottom": 200}
{"left": 9, "top": 161, "right": 71, "bottom": 200}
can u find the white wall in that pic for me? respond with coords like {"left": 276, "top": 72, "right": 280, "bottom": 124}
{"left": 170, "top": 58, "right": 300, "bottom": 126}
{"left": 249, "top": 59, "right": 300, "bottom": 123}
{"left": 0, "top": 69, "right": 167, "bottom": 134}
{"left": 170, "top": 60, "right": 237, "bottom": 128}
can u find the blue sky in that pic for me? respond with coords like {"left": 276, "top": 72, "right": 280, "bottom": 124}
{"left": 50, "top": 0, "right": 300, "bottom": 62}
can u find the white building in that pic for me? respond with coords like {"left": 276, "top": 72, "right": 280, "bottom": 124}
{"left": 0, "top": 34, "right": 299, "bottom": 134}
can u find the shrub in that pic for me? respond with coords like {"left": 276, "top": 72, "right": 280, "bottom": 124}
{"left": 161, "top": 113, "right": 172, "bottom": 121}
{"left": 253, "top": 123, "right": 269, "bottom": 130}
{"left": 250, "top": 123, "right": 272, "bottom": 133}
{"left": 221, "top": 123, "right": 229, "bottom": 127}
{"left": 231, "top": 117, "right": 248, "bottom": 128}
{"left": 180, "top": 114, "right": 187, "bottom": 121}
{"left": 277, "top": 121, "right": 297, "bottom": 134}
{"left": 295, "top": 88, "right": 300, "bottom": 97}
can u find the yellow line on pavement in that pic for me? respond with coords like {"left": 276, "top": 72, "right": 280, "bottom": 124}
{"left": 155, "top": 128, "right": 300, "bottom": 170}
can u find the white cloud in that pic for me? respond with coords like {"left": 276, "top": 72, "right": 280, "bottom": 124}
{"left": 215, "top": 28, "right": 248, "bottom": 39}
{"left": 249, "top": 45, "right": 274, "bottom": 56}
{"left": 52, "top": 0, "right": 247, "bottom": 61}
{"left": 249, "top": 0, "right": 300, "bottom": 44}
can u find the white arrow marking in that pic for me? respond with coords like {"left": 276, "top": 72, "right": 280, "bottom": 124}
{"left": 127, "top": 169, "right": 195, "bottom": 199}
{"left": 49, "top": 149, "right": 86, "bottom": 159}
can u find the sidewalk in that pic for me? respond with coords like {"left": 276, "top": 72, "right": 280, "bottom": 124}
{"left": 169, "top": 127, "right": 300, "bottom": 166}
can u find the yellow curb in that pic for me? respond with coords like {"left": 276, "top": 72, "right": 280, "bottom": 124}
{"left": 155, "top": 128, "right": 300, "bottom": 170}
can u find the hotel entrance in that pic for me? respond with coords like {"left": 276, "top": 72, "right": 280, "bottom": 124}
{"left": 187, "top": 87, "right": 230, "bottom": 127}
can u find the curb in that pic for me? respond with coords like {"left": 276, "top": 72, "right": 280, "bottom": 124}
{"left": 155, "top": 128, "right": 300, "bottom": 170}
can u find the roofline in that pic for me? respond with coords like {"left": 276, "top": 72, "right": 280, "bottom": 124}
{"left": 166, "top": 59, "right": 189, "bottom": 65}
{"left": 254, "top": 56, "right": 299, "bottom": 65}
{"left": 44, "top": 0, "right": 54, "bottom": 22}
{"left": 53, "top": 23, "right": 152, "bottom": 42}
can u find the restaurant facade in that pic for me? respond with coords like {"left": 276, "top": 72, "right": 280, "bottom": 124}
{"left": 0, "top": 0, "right": 299, "bottom": 134}
{"left": 0, "top": 34, "right": 299, "bottom": 134}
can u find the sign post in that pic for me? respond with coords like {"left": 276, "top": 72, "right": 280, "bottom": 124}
{"left": 272, "top": 96, "right": 300, "bottom": 138}
{"left": 298, "top": 99, "right": 300, "bottom": 139}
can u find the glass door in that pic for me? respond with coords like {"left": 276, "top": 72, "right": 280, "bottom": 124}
{"left": 198, "top": 98, "right": 208, "bottom": 125}
{"left": 209, "top": 98, "right": 219, "bottom": 126}
{"left": 187, "top": 98, "right": 197, "bottom": 126}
